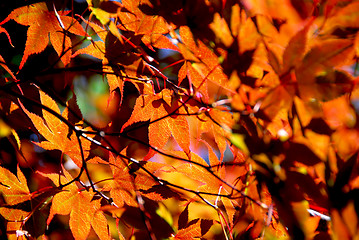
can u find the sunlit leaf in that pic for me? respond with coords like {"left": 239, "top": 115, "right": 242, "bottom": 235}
{"left": 282, "top": 21, "right": 311, "bottom": 73}
{"left": 0, "top": 207, "right": 29, "bottom": 221}
{"left": 0, "top": 2, "right": 86, "bottom": 69}
{"left": 105, "top": 153, "right": 137, "bottom": 207}
{"left": 173, "top": 218, "right": 214, "bottom": 239}
{"left": 41, "top": 169, "right": 111, "bottom": 240}
{"left": 324, "top": 2, "right": 359, "bottom": 32}
{"left": 121, "top": 89, "right": 190, "bottom": 156}
{"left": 0, "top": 165, "right": 30, "bottom": 205}
{"left": 22, "top": 90, "right": 91, "bottom": 168}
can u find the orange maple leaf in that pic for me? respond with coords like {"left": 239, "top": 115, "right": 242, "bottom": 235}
{"left": 103, "top": 152, "right": 180, "bottom": 207}
{"left": 177, "top": 26, "right": 228, "bottom": 98}
{"left": 194, "top": 109, "right": 233, "bottom": 160}
{"left": 117, "top": 0, "right": 179, "bottom": 51}
{"left": 104, "top": 153, "right": 138, "bottom": 208}
{"left": 134, "top": 160, "right": 180, "bottom": 201}
{"left": 0, "top": 165, "right": 30, "bottom": 205}
{"left": 0, "top": 207, "right": 29, "bottom": 222}
{"left": 323, "top": 1, "right": 359, "bottom": 33}
{"left": 282, "top": 21, "right": 312, "bottom": 74}
{"left": 296, "top": 39, "right": 354, "bottom": 84}
{"left": 121, "top": 89, "right": 190, "bottom": 158}
{"left": 22, "top": 90, "right": 91, "bottom": 168}
{"left": 0, "top": 2, "right": 86, "bottom": 69}
{"left": 173, "top": 218, "right": 214, "bottom": 239}
{"left": 40, "top": 169, "right": 111, "bottom": 240}
{"left": 296, "top": 39, "right": 354, "bottom": 101}
{"left": 170, "top": 149, "right": 226, "bottom": 195}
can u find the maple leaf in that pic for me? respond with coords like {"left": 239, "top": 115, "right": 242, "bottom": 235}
{"left": 134, "top": 160, "right": 181, "bottom": 201}
{"left": 2, "top": 0, "right": 359, "bottom": 239}
{"left": 104, "top": 153, "right": 138, "bottom": 207}
{"left": 178, "top": 26, "right": 228, "bottom": 97}
{"left": 22, "top": 90, "right": 91, "bottom": 168}
{"left": 172, "top": 218, "right": 214, "bottom": 239}
{"left": 164, "top": 148, "right": 232, "bottom": 204}
{"left": 71, "top": 15, "right": 108, "bottom": 59}
{"left": 282, "top": 21, "right": 312, "bottom": 74}
{"left": 0, "top": 2, "right": 86, "bottom": 69}
{"left": 72, "top": 38, "right": 105, "bottom": 61}
{"left": 0, "top": 207, "right": 29, "bottom": 222}
{"left": 121, "top": 89, "right": 190, "bottom": 158}
{"left": 0, "top": 165, "right": 30, "bottom": 205}
{"left": 323, "top": 1, "right": 359, "bottom": 34}
{"left": 104, "top": 152, "right": 179, "bottom": 206}
{"left": 210, "top": 13, "right": 234, "bottom": 48}
{"left": 296, "top": 39, "right": 355, "bottom": 101}
{"left": 323, "top": 95, "right": 356, "bottom": 129}
{"left": 260, "top": 85, "right": 295, "bottom": 121}
{"left": 195, "top": 109, "right": 233, "bottom": 160}
{"left": 297, "top": 39, "right": 354, "bottom": 81}
{"left": 118, "top": 0, "right": 179, "bottom": 51}
{"left": 40, "top": 169, "right": 111, "bottom": 240}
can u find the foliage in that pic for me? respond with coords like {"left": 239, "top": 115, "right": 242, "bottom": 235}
{"left": 0, "top": 0, "right": 359, "bottom": 239}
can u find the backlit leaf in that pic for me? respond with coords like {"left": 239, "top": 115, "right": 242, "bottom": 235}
{"left": 173, "top": 219, "right": 214, "bottom": 239}
{"left": 324, "top": 2, "right": 359, "bottom": 31}
{"left": 0, "top": 165, "right": 30, "bottom": 205}
{"left": 117, "top": 0, "right": 178, "bottom": 51}
{"left": 296, "top": 39, "right": 354, "bottom": 101}
{"left": 69, "top": 190, "right": 96, "bottom": 240}
{"left": 121, "top": 89, "right": 190, "bottom": 156}
{"left": 296, "top": 39, "right": 354, "bottom": 84}
{"left": 282, "top": 21, "right": 311, "bottom": 73}
{"left": 22, "top": 90, "right": 91, "bottom": 167}
{"left": 42, "top": 169, "right": 111, "bottom": 240}
{"left": 106, "top": 153, "right": 137, "bottom": 207}
{"left": 1, "top": 2, "right": 86, "bottom": 69}
{"left": 0, "top": 207, "right": 29, "bottom": 221}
